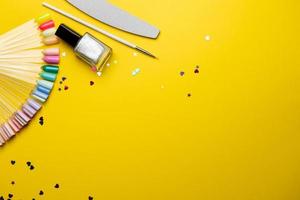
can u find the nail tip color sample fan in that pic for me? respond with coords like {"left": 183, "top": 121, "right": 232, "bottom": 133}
{"left": 0, "top": 14, "right": 60, "bottom": 146}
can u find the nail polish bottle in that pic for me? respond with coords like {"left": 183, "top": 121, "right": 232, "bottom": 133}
{"left": 55, "top": 24, "right": 112, "bottom": 76}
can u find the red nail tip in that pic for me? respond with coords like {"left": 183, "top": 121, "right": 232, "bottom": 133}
{"left": 39, "top": 20, "right": 55, "bottom": 31}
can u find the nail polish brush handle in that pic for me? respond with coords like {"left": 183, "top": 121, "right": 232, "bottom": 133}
{"left": 42, "top": 2, "right": 156, "bottom": 58}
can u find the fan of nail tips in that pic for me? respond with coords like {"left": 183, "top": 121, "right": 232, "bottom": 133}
{"left": 0, "top": 14, "right": 60, "bottom": 146}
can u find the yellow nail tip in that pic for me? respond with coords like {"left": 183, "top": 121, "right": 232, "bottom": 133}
{"left": 36, "top": 13, "right": 52, "bottom": 25}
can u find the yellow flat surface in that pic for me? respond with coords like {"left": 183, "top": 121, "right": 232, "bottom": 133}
{"left": 0, "top": 0, "right": 300, "bottom": 199}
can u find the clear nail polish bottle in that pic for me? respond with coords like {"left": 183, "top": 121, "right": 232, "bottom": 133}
{"left": 55, "top": 24, "right": 112, "bottom": 76}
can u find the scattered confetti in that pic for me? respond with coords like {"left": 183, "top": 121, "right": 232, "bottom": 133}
{"left": 91, "top": 66, "right": 97, "bottom": 72}
{"left": 39, "top": 117, "right": 44, "bottom": 126}
{"left": 97, "top": 71, "right": 102, "bottom": 77}
{"left": 187, "top": 93, "right": 192, "bottom": 97}
{"left": 132, "top": 68, "right": 141, "bottom": 76}
{"left": 11, "top": 160, "right": 15, "bottom": 165}
{"left": 64, "top": 86, "right": 69, "bottom": 91}
{"left": 204, "top": 35, "right": 211, "bottom": 41}
{"left": 62, "top": 77, "right": 67, "bottom": 81}
{"left": 58, "top": 88, "right": 62, "bottom": 91}
{"left": 106, "top": 63, "right": 110, "bottom": 67}
{"left": 62, "top": 52, "right": 66, "bottom": 57}
{"left": 11, "top": 181, "right": 15, "bottom": 185}
{"left": 88, "top": 196, "right": 94, "bottom": 200}
{"left": 59, "top": 81, "right": 63, "bottom": 84}
{"left": 90, "top": 81, "right": 94, "bottom": 86}
{"left": 133, "top": 52, "right": 138, "bottom": 57}
{"left": 39, "top": 190, "right": 44, "bottom": 195}
{"left": 180, "top": 71, "right": 185, "bottom": 76}
{"left": 25, "top": 161, "right": 35, "bottom": 170}
{"left": 54, "top": 184, "right": 60, "bottom": 189}
{"left": 8, "top": 194, "right": 13, "bottom": 198}
{"left": 194, "top": 65, "right": 200, "bottom": 74}
{"left": 113, "top": 60, "right": 118, "bottom": 64}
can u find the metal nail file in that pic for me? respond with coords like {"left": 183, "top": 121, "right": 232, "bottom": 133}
{"left": 43, "top": 3, "right": 157, "bottom": 58}
{"left": 66, "top": 0, "right": 160, "bottom": 39}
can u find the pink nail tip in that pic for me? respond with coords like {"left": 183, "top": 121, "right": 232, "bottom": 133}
{"left": 43, "top": 48, "right": 60, "bottom": 56}
{"left": 12, "top": 118, "right": 22, "bottom": 129}
{"left": 17, "top": 110, "right": 30, "bottom": 123}
{"left": 8, "top": 119, "right": 20, "bottom": 133}
{"left": 3, "top": 123, "right": 15, "bottom": 137}
{"left": 43, "top": 56, "right": 60, "bottom": 64}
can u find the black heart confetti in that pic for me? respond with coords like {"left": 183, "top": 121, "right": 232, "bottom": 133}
{"left": 194, "top": 66, "right": 200, "bottom": 74}
{"left": 39, "top": 117, "right": 44, "bottom": 126}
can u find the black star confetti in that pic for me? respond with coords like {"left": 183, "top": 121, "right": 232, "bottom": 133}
{"left": 26, "top": 161, "right": 31, "bottom": 166}
{"left": 54, "top": 184, "right": 60, "bottom": 189}
{"left": 62, "top": 77, "right": 67, "bottom": 81}
{"left": 58, "top": 88, "right": 62, "bottom": 91}
{"left": 11, "top": 181, "right": 15, "bottom": 185}
{"left": 10, "top": 160, "right": 15, "bottom": 165}
{"left": 88, "top": 196, "right": 93, "bottom": 200}
{"left": 30, "top": 165, "right": 35, "bottom": 170}
{"left": 8, "top": 194, "right": 13, "bottom": 198}
{"left": 180, "top": 71, "right": 185, "bottom": 76}
{"left": 64, "top": 86, "right": 69, "bottom": 91}
{"left": 39, "top": 117, "right": 44, "bottom": 126}
{"left": 39, "top": 190, "right": 44, "bottom": 195}
{"left": 90, "top": 81, "right": 94, "bottom": 86}
{"left": 187, "top": 93, "right": 192, "bottom": 97}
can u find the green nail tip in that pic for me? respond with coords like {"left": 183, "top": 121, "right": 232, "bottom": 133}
{"left": 42, "top": 65, "right": 59, "bottom": 74}
{"left": 40, "top": 72, "right": 57, "bottom": 82}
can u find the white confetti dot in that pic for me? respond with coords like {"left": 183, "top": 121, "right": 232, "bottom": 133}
{"left": 62, "top": 52, "right": 66, "bottom": 57}
{"left": 204, "top": 35, "right": 211, "bottom": 41}
{"left": 106, "top": 63, "right": 110, "bottom": 67}
{"left": 133, "top": 52, "right": 138, "bottom": 57}
{"left": 113, "top": 60, "right": 118, "bottom": 64}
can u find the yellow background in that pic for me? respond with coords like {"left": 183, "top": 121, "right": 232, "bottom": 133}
{"left": 1, "top": 0, "right": 300, "bottom": 199}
